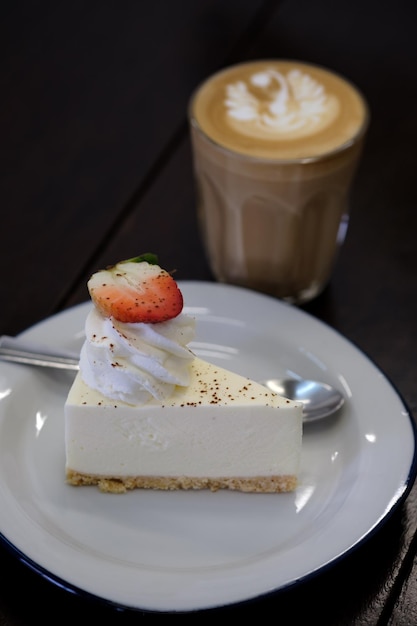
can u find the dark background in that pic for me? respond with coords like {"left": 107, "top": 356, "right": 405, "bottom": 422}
{"left": 1, "top": 1, "right": 417, "bottom": 623}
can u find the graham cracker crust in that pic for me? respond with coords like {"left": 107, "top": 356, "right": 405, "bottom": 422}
{"left": 66, "top": 469, "right": 297, "bottom": 494}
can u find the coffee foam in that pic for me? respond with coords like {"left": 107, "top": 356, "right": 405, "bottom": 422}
{"left": 191, "top": 60, "right": 368, "bottom": 160}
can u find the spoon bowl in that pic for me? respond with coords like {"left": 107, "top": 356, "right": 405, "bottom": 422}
{"left": 261, "top": 378, "right": 345, "bottom": 423}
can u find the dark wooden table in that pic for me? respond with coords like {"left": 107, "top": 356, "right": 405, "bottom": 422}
{"left": 1, "top": 1, "right": 416, "bottom": 623}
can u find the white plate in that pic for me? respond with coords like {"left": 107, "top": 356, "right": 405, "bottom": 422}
{"left": 0, "top": 282, "right": 415, "bottom": 613}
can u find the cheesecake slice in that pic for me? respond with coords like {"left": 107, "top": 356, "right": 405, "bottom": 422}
{"left": 64, "top": 255, "right": 303, "bottom": 493}
{"left": 65, "top": 357, "right": 302, "bottom": 493}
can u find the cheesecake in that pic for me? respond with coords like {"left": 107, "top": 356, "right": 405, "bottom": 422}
{"left": 64, "top": 254, "right": 303, "bottom": 493}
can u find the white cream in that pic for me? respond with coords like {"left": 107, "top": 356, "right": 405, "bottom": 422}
{"left": 79, "top": 307, "right": 195, "bottom": 405}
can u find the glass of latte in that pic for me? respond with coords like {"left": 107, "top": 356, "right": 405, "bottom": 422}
{"left": 189, "top": 60, "right": 369, "bottom": 304}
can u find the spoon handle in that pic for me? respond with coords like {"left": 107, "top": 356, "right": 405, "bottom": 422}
{"left": 0, "top": 335, "right": 79, "bottom": 370}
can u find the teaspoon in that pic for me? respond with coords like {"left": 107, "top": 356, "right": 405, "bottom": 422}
{"left": 261, "top": 377, "right": 345, "bottom": 423}
{"left": 0, "top": 335, "right": 345, "bottom": 423}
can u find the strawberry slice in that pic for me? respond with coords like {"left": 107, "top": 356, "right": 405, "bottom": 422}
{"left": 87, "top": 255, "right": 183, "bottom": 323}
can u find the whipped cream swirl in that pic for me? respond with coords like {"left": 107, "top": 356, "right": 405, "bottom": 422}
{"left": 79, "top": 307, "right": 195, "bottom": 404}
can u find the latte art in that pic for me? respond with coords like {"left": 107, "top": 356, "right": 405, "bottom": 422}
{"left": 225, "top": 68, "right": 339, "bottom": 141}
{"left": 190, "top": 60, "right": 367, "bottom": 160}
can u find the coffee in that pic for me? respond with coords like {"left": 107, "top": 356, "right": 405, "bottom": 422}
{"left": 189, "top": 60, "right": 368, "bottom": 302}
